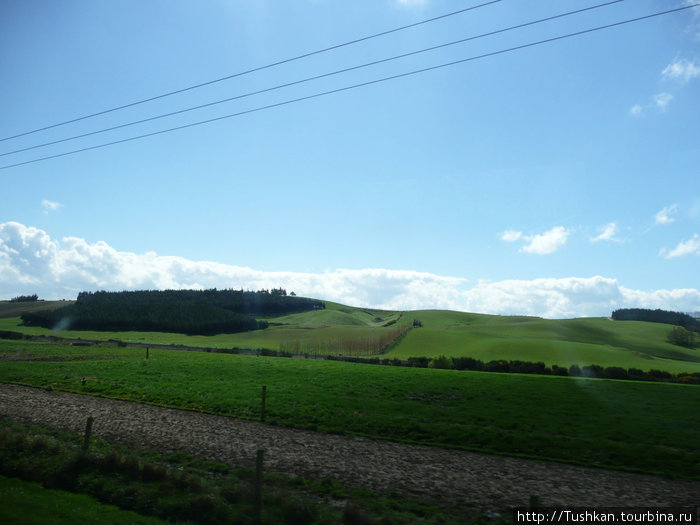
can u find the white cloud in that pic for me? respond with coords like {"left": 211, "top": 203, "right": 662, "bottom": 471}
{"left": 655, "top": 204, "right": 679, "bottom": 225}
{"left": 662, "top": 58, "right": 700, "bottom": 83}
{"left": 662, "top": 234, "right": 700, "bottom": 258}
{"left": 653, "top": 92, "right": 673, "bottom": 111}
{"left": 521, "top": 226, "right": 570, "bottom": 255}
{"left": 631, "top": 55, "right": 699, "bottom": 117}
{"left": 629, "top": 92, "right": 674, "bottom": 116}
{"left": 1, "top": 222, "right": 699, "bottom": 318}
{"left": 629, "top": 104, "right": 643, "bottom": 117}
{"left": 590, "top": 222, "right": 619, "bottom": 243}
{"left": 500, "top": 230, "right": 522, "bottom": 242}
{"left": 41, "top": 199, "right": 62, "bottom": 214}
{"left": 0, "top": 222, "right": 60, "bottom": 280}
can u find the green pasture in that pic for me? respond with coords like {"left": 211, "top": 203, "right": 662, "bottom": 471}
{"left": 1, "top": 340, "right": 698, "bottom": 479}
{"left": 386, "top": 310, "right": 700, "bottom": 372}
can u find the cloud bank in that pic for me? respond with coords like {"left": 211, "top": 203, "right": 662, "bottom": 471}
{"left": 1, "top": 222, "right": 699, "bottom": 318}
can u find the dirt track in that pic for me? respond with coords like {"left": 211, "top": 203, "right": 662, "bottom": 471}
{"left": 0, "top": 383, "right": 697, "bottom": 511}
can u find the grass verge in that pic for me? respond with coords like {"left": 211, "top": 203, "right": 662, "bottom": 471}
{"left": 0, "top": 417, "right": 480, "bottom": 525}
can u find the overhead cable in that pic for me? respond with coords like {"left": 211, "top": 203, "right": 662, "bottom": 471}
{"left": 0, "top": 0, "right": 625, "bottom": 158}
{"left": 1, "top": 3, "right": 696, "bottom": 171}
{"left": 0, "top": 0, "right": 502, "bottom": 143}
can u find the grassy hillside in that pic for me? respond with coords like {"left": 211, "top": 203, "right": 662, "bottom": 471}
{"left": 0, "top": 300, "right": 73, "bottom": 319}
{"left": 1, "top": 299, "right": 697, "bottom": 372}
{"left": 387, "top": 310, "right": 700, "bottom": 372}
{"left": 265, "top": 301, "right": 400, "bottom": 327}
{"left": 0, "top": 301, "right": 406, "bottom": 356}
{"left": 1, "top": 340, "right": 698, "bottom": 479}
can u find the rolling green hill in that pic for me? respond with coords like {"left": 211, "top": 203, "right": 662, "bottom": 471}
{"left": 0, "top": 300, "right": 74, "bottom": 319}
{"left": 265, "top": 302, "right": 399, "bottom": 327}
{"left": 0, "top": 299, "right": 697, "bottom": 372}
{"left": 387, "top": 310, "right": 700, "bottom": 372}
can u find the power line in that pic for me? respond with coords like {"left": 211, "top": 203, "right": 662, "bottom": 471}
{"left": 0, "top": 0, "right": 625, "bottom": 159}
{"left": 1, "top": 3, "right": 696, "bottom": 172}
{"left": 0, "top": 0, "right": 502, "bottom": 144}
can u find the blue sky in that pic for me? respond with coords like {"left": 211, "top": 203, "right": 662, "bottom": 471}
{"left": 1, "top": 0, "right": 699, "bottom": 317}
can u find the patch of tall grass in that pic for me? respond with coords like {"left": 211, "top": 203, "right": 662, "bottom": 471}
{"left": 279, "top": 323, "right": 411, "bottom": 356}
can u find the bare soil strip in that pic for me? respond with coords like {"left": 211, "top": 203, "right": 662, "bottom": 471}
{"left": 0, "top": 383, "right": 697, "bottom": 511}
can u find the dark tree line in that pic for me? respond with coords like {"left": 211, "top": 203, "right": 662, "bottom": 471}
{"left": 21, "top": 289, "right": 324, "bottom": 336}
{"left": 611, "top": 308, "right": 700, "bottom": 332}
{"left": 9, "top": 294, "right": 38, "bottom": 302}
{"left": 323, "top": 355, "right": 699, "bottom": 384}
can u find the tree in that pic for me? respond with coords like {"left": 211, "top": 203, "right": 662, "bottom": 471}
{"left": 428, "top": 355, "right": 452, "bottom": 369}
{"left": 568, "top": 364, "right": 582, "bottom": 377}
{"left": 667, "top": 326, "right": 695, "bottom": 348}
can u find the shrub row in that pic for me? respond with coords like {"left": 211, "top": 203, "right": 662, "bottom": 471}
{"left": 323, "top": 354, "right": 700, "bottom": 384}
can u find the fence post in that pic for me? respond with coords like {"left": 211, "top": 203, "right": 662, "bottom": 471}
{"left": 82, "top": 416, "right": 94, "bottom": 451}
{"left": 255, "top": 449, "right": 264, "bottom": 524}
{"left": 146, "top": 347, "right": 149, "bottom": 360}
{"left": 261, "top": 385, "right": 267, "bottom": 423}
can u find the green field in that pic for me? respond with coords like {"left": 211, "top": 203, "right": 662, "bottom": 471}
{"left": 2, "top": 300, "right": 698, "bottom": 373}
{"left": 1, "top": 339, "right": 698, "bottom": 479}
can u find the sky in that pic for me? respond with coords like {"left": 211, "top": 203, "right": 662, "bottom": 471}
{"left": 1, "top": 0, "right": 699, "bottom": 318}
